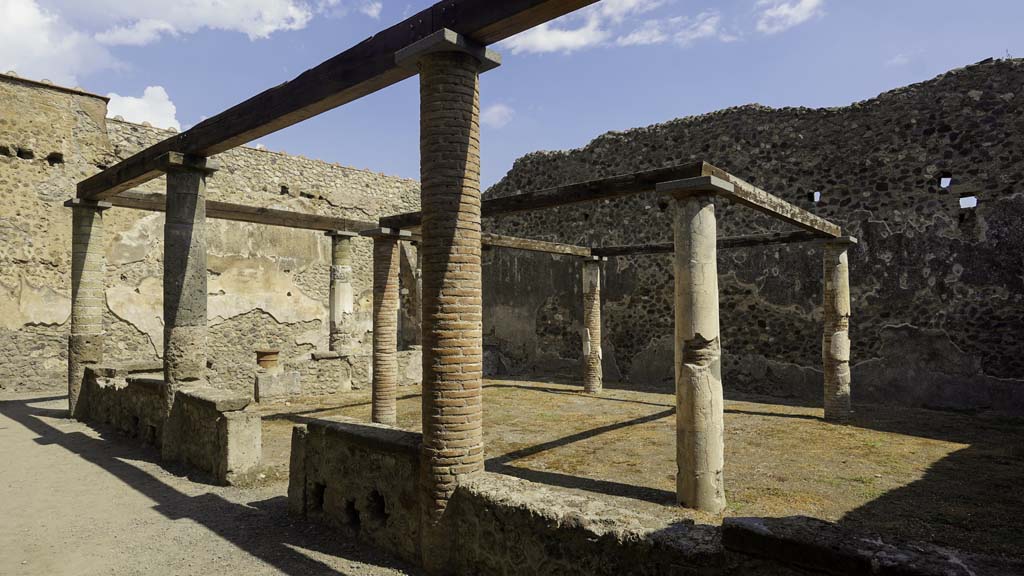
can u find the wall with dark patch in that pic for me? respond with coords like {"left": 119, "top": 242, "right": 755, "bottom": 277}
{"left": 482, "top": 58, "right": 1024, "bottom": 415}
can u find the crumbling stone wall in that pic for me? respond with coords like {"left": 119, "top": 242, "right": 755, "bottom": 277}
{"left": 0, "top": 73, "right": 420, "bottom": 394}
{"left": 483, "top": 58, "right": 1024, "bottom": 414}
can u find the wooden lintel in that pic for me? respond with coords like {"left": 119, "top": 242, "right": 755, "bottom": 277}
{"left": 108, "top": 191, "right": 374, "bottom": 232}
{"left": 481, "top": 233, "right": 590, "bottom": 257}
{"left": 592, "top": 230, "right": 833, "bottom": 257}
{"left": 77, "top": 0, "right": 597, "bottom": 200}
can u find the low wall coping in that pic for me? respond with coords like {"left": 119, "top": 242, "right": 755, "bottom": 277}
{"left": 178, "top": 386, "right": 251, "bottom": 412}
{"left": 124, "top": 375, "right": 167, "bottom": 393}
{"left": 308, "top": 417, "right": 421, "bottom": 456}
{"left": 311, "top": 351, "right": 343, "bottom": 360}
{"left": 87, "top": 361, "right": 164, "bottom": 379}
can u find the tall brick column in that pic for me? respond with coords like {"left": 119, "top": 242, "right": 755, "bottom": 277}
{"left": 581, "top": 256, "right": 603, "bottom": 394}
{"left": 163, "top": 154, "right": 218, "bottom": 417}
{"left": 369, "top": 231, "right": 402, "bottom": 425}
{"left": 823, "top": 238, "right": 855, "bottom": 423}
{"left": 67, "top": 199, "right": 111, "bottom": 418}
{"left": 659, "top": 179, "right": 726, "bottom": 514}
{"left": 397, "top": 29, "right": 500, "bottom": 571}
{"left": 327, "top": 231, "right": 357, "bottom": 353}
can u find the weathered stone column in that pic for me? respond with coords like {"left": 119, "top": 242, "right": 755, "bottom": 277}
{"left": 162, "top": 154, "right": 218, "bottom": 416}
{"left": 658, "top": 177, "right": 727, "bottom": 514}
{"left": 581, "top": 256, "right": 603, "bottom": 394}
{"left": 397, "top": 29, "right": 500, "bottom": 570}
{"left": 823, "top": 238, "right": 855, "bottom": 423}
{"left": 67, "top": 199, "right": 111, "bottom": 418}
{"left": 366, "top": 229, "right": 402, "bottom": 425}
{"left": 327, "top": 231, "right": 357, "bottom": 353}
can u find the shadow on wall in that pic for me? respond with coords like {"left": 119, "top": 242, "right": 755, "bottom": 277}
{"left": 0, "top": 395, "right": 420, "bottom": 576}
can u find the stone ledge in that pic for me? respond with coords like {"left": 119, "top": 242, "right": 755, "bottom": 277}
{"left": 178, "top": 386, "right": 251, "bottom": 412}
{"left": 311, "top": 351, "right": 343, "bottom": 360}
{"left": 722, "top": 516, "right": 1022, "bottom": 576}
{"left": 86, "top": 361, "right": 164, "bottom": 379}
{"left": 309, "top": 416, "right": 421, "bottom": 456}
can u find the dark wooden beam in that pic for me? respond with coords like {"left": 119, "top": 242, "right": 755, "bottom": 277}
{"left": 380, "top": 162, "right": 711, "bottom": 229}
{"left": 77, "top": 0, "right": 597, "bottom": 200}
{"left": 109, "top": 191, "right": 375, "bottom": 232}
{"left": 481, "top": 233, "right": 590, "bottom": 257}
{"left": 592, "top": 231, "right": 829, "bottom": 257}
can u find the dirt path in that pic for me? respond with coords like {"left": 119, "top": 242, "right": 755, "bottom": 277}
{"left": 0, "top": 393, "right": 418, "bottom": 576}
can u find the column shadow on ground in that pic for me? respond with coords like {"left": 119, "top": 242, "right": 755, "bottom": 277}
{"left": 0, "top": 395, "right": 420, "bottom": 576}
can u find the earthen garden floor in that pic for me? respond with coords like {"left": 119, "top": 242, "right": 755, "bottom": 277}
{"left": 259, "top": 378, "right": 1024, "bottom": 561}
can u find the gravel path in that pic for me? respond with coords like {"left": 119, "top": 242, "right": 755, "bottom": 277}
{"left": 0, "top": 393, "right": 418, "bottom": 576}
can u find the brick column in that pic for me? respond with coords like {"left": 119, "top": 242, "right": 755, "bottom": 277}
{"left": 327, "top": 231, "right": 357, "bottom": 353}
{"left": 397, "top": 28, "right": 500, "bottom": 570}
{"left": 370, "top": 232, "right": 401, "bottom": 425}
{"left": 669, "top": 191, "right": 726, "bottom": 513}
{"left": 163, "top": 154, "right": 218, "bottom": 417}
{"left": 67, "top": 199, "right": 111, "bottom": 418}
{"left": 823, "top": 238, "right": 855, "bottom": 423}
{"left": 581, "top": 256, "right": 603, "bottom": 394}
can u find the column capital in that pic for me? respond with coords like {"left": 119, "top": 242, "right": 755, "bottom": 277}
{"left": 396, "top": 28, "right": 502, "bottom": 73}
{"left": 64, "top": 198, "right": 112, "bottom": 211}
{"left": 581, "top": 255, "right": 607, "bottom": 262}
{"left": 823, "top": 235, "right": 858, "bottom": 246}
{"left": 157, "top": 152, "right": 220, "bottom": 174}
{"left": 325, "top": 230, "right": 360, "bottom": 238}
{"left": 656, "top": 175, "right": 734, "bottom": 198}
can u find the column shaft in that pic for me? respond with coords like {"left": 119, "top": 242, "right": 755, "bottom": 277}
{"left": 69, "top": 203, "right": 108, "bottom": 418}
{"left": 419, "top": 51, "right": 485, "bottom": 527}
{"left": 163, "top": 168, "right": 209, "bottom": 414}
{"left": 329, "top": 233, "right": 355, "bottom": 353}
{"left": 672, "top": 193, "right": 726, "bottom": 513}
{"left": 823, "top": 242, "right": 852, "bottom": 422}
{"left": 372, "top": 236, "right": 401, "bottom": 425}
{"left": 581, "top": 259, "right": 603, "bottom": 394}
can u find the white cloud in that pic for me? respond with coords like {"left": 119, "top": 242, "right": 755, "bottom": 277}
{"left": 597, "top": 0, "right": 663, "bottom": 23}
{"left": 502, "top": 0, "right": 664, "bottom": 54}
{"left": 107, "top": 86, "right": 180, "bottom": 130}
{"left": 885, "top": 53, "right": 911, "bottom": 67}
{"left": 359, "top": 1, "right": 383, "bottom": 19}
{"left": 0, "top": 0, "right": 115, "bottom": 85}
{"left": 95, "top": 19, "right": 177, "bottom": 46}
{"left": 617, "top": 12, "right": 734, "bottom": 48}
{"left": 481, "top": 103, "right": 515, "bottom": 129}
{"left": 756, "top": 0, "right": 825, "bottom": 35}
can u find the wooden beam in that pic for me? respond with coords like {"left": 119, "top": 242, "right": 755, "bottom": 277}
{"left": 109, "top": 191, "right": 375, "bottom": 232}
{"left": 380, "top": 162, "right": 711, "bottom": 229}
{"left": 481, "top": 233, "right": 590, "bottom": 257}
{"left": 77, "top": 0, "right": 597, "bottom": 200}
{"left": 659, "top": 168, "right": 842, "bottom": 237}
{"left": 592, "top": 231, "right": 830, "bottom": 257}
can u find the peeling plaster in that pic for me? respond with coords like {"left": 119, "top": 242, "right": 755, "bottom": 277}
{"left": 0, "top": 277, "right": 71, "bottom": 331}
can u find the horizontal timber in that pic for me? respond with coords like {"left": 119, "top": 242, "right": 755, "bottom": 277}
{"left": 77, "top": 0, "right": 597, "bottom": 200}
{"left": 481, "top": 233, "right": 590, "bottom": 257}
{"left": 109, "top": 191, "right": 375, "bottom": 232}
{"left": 592, "top": 231, "right": 832, "bottom": 257}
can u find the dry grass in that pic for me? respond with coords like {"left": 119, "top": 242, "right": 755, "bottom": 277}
{"left": 258, "top": 378, "right": 1024, "bottom": 559}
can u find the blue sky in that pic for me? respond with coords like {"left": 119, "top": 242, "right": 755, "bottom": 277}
{"left": 3, "top": 0, "right": 1023, "bottom": 187}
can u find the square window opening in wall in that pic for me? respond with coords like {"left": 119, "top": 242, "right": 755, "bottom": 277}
{"left": 807, "top": 191, "right": 822, "bottom": 204}
{"left": 959, "top": 195, "right": 978, "bottom": 209}
{"left": 939, "top": 175, "right": 953, "bottom": 189}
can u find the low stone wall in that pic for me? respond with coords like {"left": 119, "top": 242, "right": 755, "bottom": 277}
{"left": 255, "top": 348, "right": 421, "bottom": 404}
{"left": 288, "top": 418, "right": 422, "bottom": 564}
{"left": 289, "top": 421, "right": 1020, "bottom": 575}
{"left": 82, "top": 364, "right": 261, "bottom": 484}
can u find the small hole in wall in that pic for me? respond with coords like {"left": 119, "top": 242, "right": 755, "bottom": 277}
{"left": 309, "top": 482, "right": 326, "bottom": 513}
{"left": 0, "top": 145, "right": 11, "bottom": 157}
{"left": 16, "top": 147, "right": 34, "bottom": 160}
{"left": 807, "top": 191, "right": 822, "bottom": 204}
{"left": 367, "top": 489, "right": 389, "bottom": 524}
{"left": 959, "top": 195, "right": 978, "bottom": 209}
{"left": 940, "top": 176, "right": 953, "bottom": 189}
{"left": 280, "top": 185, "right": 289, "bottom": 195}
{"left": 343, "top": 499, "right": 361, "bottom": 531}
{"left": 46, "top": 152, "right": 64, "bottom": 165}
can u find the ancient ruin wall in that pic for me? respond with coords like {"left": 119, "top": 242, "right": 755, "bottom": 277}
{"left": 0, "top": 74, "right": 420, "bottom": 394}
{"left": 483, "top": 58, "right": 1024, "bottom": 414}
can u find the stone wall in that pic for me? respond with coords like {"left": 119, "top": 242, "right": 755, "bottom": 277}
{"left": 482, "top": 58, "right": 1024, "bottom": 415}
{"left": 0, "top": 72, "right": 421, "bottom": 395}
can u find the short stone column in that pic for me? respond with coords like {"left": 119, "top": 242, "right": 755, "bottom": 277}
{"left": 162, "top": 154, "right": 218, "bottom": 416}
{"left": 66, "top": 199, "right": 111, "bottom": 418}
{"left": 823, "top": 238, "right": 855, "bottom": 423}
{"left": 366, "top": 229, "right": 403, "bottom": 425}
{"left": 659, "top": 180, "right": 726, "bottom": 514}
{"left": 581, "top": 256, "right": 604, "bottom": 394}
{"left": 397, "top": 28, "right": 500, "bottom": 570}
{"left": 327, "top": 231, "right": 357, "bottom": 353}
